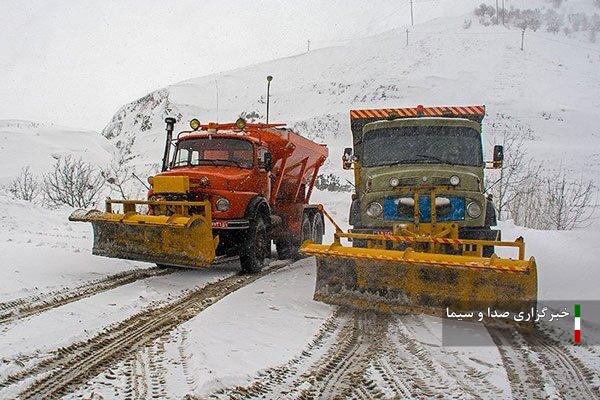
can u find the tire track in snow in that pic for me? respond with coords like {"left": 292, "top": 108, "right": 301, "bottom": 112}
{"left": 404, "top": 315, "right": 504, "bottom": 398}
{"left": 0, "top": 266, "right": 175, "bottom": 325}
{"left": 211, "top": 311, "right": 455, "bottom": 400}
{"left": 298, "top": 312, "right": 382, "bottom": 399}
{"left": 527, "top": 331, "right": 599, "bottom": 399}
{"left": 488, "top": 327, "right": 599, "bottom": 400}
{"left": 210, "top": 309, "right": 344, "bottom": 399}
{"left": 0, "top": 261, "right": 289, "bottom": 400}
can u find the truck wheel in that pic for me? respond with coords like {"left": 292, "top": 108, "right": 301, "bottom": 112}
{"left": 276, "top": 212, "right": 313, "bottom": 261}
{"left": 240, "top": 215, "right": 267, "bottom": 274}
{"left": 294, "top": 212, "right": 313, "bottom": 260}
{"left": 312, "top": 213, "right": 324, "bottom": 244}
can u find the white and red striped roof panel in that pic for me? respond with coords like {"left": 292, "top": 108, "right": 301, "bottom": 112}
{"left": 350, "top": 105, "right": 485, "bottom": 120}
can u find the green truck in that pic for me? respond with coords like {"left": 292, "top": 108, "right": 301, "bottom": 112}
{"left": 344, "top": 105, "right": 503, "bottom": 256}
{"left": 301, "top": 105, "right": 537, "bottom": 318}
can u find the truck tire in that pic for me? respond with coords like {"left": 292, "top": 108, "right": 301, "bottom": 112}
{"left": 483, "top": 201, "right": 499, "bottom": 257}
{"left": 312, "top": 213, "right": 324, "bottom": 244}
{"left": 275, "top": 212, "right": 312, "bottom": 260}
{"left": 296, "top": 212, "right": 313, "bottom": 260}
{"left": 240, "top": 215, "right": 268, "bottom": 274}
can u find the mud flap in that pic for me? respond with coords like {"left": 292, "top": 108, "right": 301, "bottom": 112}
{"left": 70, "top": 210, "right": 218, "bottom": 268}
{"left": 303, "top": 242, "right": 537, "bottom": 317}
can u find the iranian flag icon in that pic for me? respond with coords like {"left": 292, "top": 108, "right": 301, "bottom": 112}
{"left": 574, "top": 304, "right": 581, "bottom": 345}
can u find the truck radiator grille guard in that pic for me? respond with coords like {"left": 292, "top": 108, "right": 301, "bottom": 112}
{"left": 384, "top": 195, "right": 465, "bottom": 222}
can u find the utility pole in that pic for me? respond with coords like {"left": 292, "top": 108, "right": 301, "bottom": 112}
{"left": 410, "top": 0, "right": 414, "bottom": 26}
{"left": 307, "top": 39, "right": 310, "bottom": 52}
{"left": 495, "top": 0, "right": 499, "bottom": 24}
{"left": 521, "top": 28, "right": 525, "bottom": 51}
{"left": 406, "top": 29, "right": 409, "bottom": 46}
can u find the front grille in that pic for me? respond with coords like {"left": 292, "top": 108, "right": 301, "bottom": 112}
{"left": 397, "top": 177, "right": 418, "bottom": 186}
{"left": 383, "top": 196, "right": 465, "bottom": 222}
{"left": 428, "top": 176, "right": 451, "bottom": 186}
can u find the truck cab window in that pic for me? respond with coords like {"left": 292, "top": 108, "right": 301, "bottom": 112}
{"left": 362, "top": 126, "right": 483, "bottom": 167}
{"left": 173, "top": 138, "right": 254, "bottom": 168}
{"left": 174, "top": 148, "right": 190, "bottom": 166}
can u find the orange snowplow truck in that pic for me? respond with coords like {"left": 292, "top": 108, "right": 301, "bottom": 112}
{"left": 70, "top": 117, "right": 328, "bottom": 273}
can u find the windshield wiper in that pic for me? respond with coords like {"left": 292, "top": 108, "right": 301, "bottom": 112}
{"left": 196, "top": 160, "right": 220, "bottom": 166}
{"left": 216, "top": 159, "right": 248, "bottom": 168}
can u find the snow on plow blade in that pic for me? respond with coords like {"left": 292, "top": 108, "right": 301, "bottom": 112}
{"left": 69, "top": 199, "right": 218, "bottom": 268}
{"left": 301, "top": 239, "right": 537, "bottom": 317}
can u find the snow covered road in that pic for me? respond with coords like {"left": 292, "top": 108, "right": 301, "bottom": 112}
{"left": 1, "top": 198, "right": 600, "bottom": 399}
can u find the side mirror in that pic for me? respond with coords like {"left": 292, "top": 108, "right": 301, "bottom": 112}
{"left": 493, "top": 145, "right": 504, "bottom": 168}
{"left": 261, "top": 152, "right": 273, "bottom": 171}
{"left": 342, "top": 147, "right": 353, "bottom": 170}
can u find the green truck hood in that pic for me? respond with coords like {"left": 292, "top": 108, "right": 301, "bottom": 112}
{"left": 364, "top": 164, "right": 483, "bottom": 193}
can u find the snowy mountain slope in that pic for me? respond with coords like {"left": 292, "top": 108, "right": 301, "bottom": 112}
{"left": 102, "top": 9, "right": 600, "bottom": 183}
{"left": 0, "top": 120, "right": 114, "bottom": 186}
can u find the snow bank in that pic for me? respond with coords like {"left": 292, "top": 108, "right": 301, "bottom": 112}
{"left": 0, "top": 120, "right": 114, "bottom": 185}
{"left": 0, "top": 194, "right": 146, "bottom": 301}
{"left": 499, "top": 220, "right": 600, "bottom": 301}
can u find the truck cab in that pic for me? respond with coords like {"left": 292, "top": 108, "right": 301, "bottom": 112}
{"left": 146, "top": 118, "right": 328, "bottom": 271}
{"left": 153, "top": 133, "right": 272, "bottom": 229}
{"left": 345, "top": 105, "right": 503, "bottom": 256}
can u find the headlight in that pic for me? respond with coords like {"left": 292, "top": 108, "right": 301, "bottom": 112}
{"left": 389, "top": 177, "right": 400, "bottom": 187}
{"left": 450, "top": 175, "right": 460, "bottom": 186}
{"left": 466, "top": 201, "right": 482, "bottom": 218}
{"left": 216, "top": 197, "right": 230, "bottom": 212}
{"left": 366, "top": 202, "right": 383, "bottom": 218}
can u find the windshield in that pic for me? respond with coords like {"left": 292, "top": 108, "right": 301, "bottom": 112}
{"left": 362, "top": 126, "right": 483, "bottom": 167}
{"left": 172, "top": 138, "right": 254, "bottom": 169}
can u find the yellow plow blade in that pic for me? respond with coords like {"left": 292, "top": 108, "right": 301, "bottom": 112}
{"left": 301, "top": 242, "right": 537, "bottom": 317}
{"left": 70, "top": 200, "right": 218, "bottom": 268}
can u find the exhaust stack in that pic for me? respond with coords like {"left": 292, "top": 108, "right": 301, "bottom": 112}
{"left": 162, "top": 117, "right": 176, "bottom": 172}
{"left": 266, "top": 75, "right": 273, "bottom": 124}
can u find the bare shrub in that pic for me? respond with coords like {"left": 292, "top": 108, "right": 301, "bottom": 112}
{"left": 102, "top": 140, "right": 138, "bottom": 199}
{"left": 544, "top": 9, "right": 563, "bottom": 33}
{"left": 589, "top": 13, "right": 600, "bottom": 42}
{"left": 315, "top": 173, "right": 352, "bottom": 192}
{"left": 42, "top": 155, "right": 105, "bottom": 208}
{"left": 569, "top": 12, "right": 589, "bottom": 32}
{"left": 8, "top": 166, "right": 40, "bottom": 202}
{"left": 513, "top": 8, "right": 543, "bottom": 31}
{"left": 485, "top": 115, "right": 539, "bottom": 220}
{"left": 504, "top": 166, "right": 545, "bottom": 228}
{"left": 102, "top": 162, "right": 134, "bottom": 200}
{"left": 540, "top": 170, "right": 596, "bottom": 230}
{"left": 474, "top": 3, "right": 496, "bottom": 25}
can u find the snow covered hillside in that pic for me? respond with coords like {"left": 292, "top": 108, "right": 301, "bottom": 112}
{"left": 102, "top": 4, "right": 600, "bottom": 185}
{"left": 1, "top": 3, "right": 600, "bottom": 399}
{"left": 0, "top": 120, "right": 114, "bottom": 186}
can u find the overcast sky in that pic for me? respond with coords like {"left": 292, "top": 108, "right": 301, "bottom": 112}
{"left": 0, "top": 0, "right": 482, "bottom": 131}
